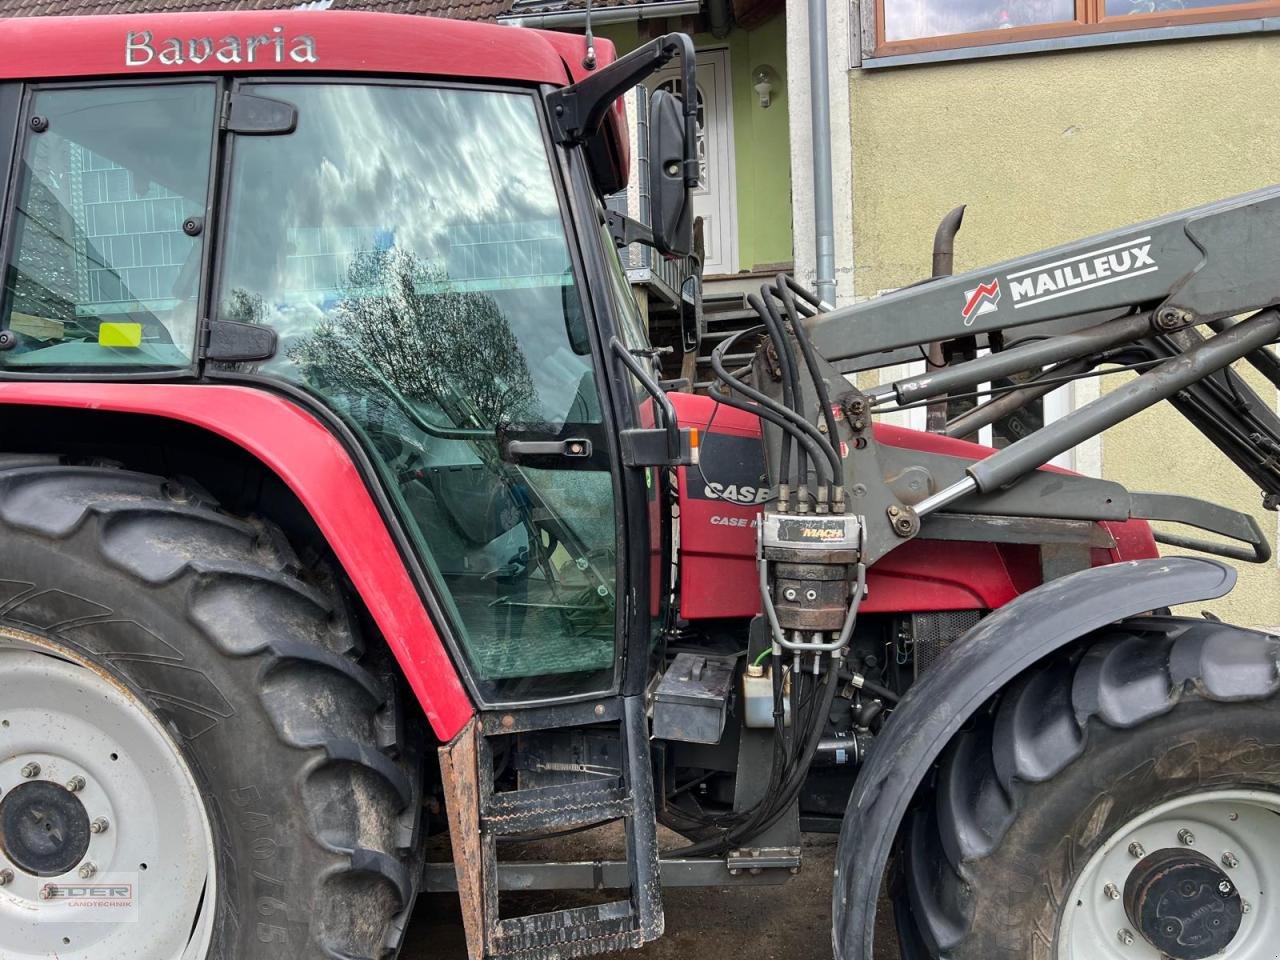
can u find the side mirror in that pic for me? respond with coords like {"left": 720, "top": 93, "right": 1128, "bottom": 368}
{"left": 648, "top": 88, "right": 694, "bottom": 258}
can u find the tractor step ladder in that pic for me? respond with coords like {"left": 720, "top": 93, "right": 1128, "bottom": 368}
{"left": 439, "top": 695, "right": 663, "bottom": 960}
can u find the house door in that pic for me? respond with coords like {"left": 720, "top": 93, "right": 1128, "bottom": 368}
{"left": 654, "top": 48, "right": 737, "bottom": 276}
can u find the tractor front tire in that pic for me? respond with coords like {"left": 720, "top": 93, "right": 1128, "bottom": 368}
{"left": 900, "top": 616, "right": 1280, "bottom": 960}
{"left": 0, "top": 461, "right": 422, "bottom": 960}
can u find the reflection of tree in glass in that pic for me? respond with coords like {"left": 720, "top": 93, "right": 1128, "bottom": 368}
{"left": 223, "top": 288, "right": 268, "bottom": 326}
{"left": 989, "top": 0, "right": 1069, "bottom": 29}
{"left": 287, "top": 245, "right": 537, "bottom": 429}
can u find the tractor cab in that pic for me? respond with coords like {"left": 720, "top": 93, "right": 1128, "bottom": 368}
{"left": 0, "top": 13, "right": 697, "bottom": 707}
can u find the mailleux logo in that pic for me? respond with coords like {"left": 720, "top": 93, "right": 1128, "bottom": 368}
{"left": 962, "top": 280, "right": 1001, "bottom": 324}
{"left": 1007, "top": 236, "right": 1157, "bottom": 310}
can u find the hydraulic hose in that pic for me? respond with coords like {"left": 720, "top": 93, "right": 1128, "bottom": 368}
{"left": 695, "top": 658, "right": 842, "bottom": 853}
{"left": 714, "top": 324, "right": 839, "bottom": 476}
{"left": 711, "top": 328, "right": 840, "bottom": 486}
{"left": 779, "top": 273, "right": 826, "bottom": 314}
{"left": 749, "top": 292, "right": 800, "bottom": 503}
{"left": 707, "top": 381, "right": 832, "bottom": 494}
{"left": 757, "top": 289, "right": 807, "bottom": 475}
{"left": 774, "top": 276, "right": 844, "bottom": 489}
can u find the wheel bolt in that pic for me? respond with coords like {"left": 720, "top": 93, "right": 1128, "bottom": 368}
{"left": 1243, "top": 900, "right": 1252, "bottom": 914}
{"left": 1104, "top": 882, "right": 1121, "bottom": 900}
{"left": 1118, "top": 928, "right": 1135, "bottom": 946}
{"left": 89, "top": 817, "right": 109, "bottom": 835}
{"left": 38, "top": 885, "right": 53, "bottom": 900}
{"left": 1218, "top": 879, "right": 1233, "bottom": 895}
{"left": 78, "top": 862, "right": 96, "bottom": 879}
{"left": 0, "top": 869, "right": 12, "bottom": 886}
{"left": 20, "top": 762, "right": 40, "bottom": 779}
{"left": 1222, "top": 851, "right": 1240, "bottom": 869}
{"left": 66, "top": 776, "right": 85, "bottom": 793}
{"left": 1128, "top": 841, "right": 1146, "bottom": 859}
{"left": 1178, "top": 828, "right": 1196, "bottom": 846}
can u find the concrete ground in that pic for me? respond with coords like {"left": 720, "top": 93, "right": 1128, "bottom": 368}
{"left": 405, "top": 831, "right": 899, "bottom": 960}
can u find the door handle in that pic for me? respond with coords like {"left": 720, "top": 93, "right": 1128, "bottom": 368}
{"left": 504, "top": 439, "right": 593, "bottom": 459}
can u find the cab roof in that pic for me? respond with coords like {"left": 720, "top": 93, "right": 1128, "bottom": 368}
{"left": 0, "top": 9, "right": 614, "bottom": 85}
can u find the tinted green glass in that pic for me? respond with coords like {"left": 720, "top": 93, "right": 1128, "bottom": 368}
{"left": 219, "top": 83, "right": 618, "bottom": 701}
{"left": 0, "top": 84, "right": 215, "bottom": 369}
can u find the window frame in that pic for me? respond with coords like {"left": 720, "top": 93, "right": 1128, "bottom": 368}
{"left": 0, "top": 76, "right": 223, "bottom": 382}
{"left": 873, "top": 0, "right": 1280, "bottom": 57}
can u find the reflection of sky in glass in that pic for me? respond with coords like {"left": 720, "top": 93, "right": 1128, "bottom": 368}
{"left": 884, "top": 0, "right": 1072, "bottom": 40}
{"left": 1106, "top": 0, "right": 1252, "bottom": 11}
{"left": 222, "top": 84, "right": 566, "bottom": 317}
{"left": 3, "top": 84, "right": 214, "bottom": 366}
{"left": 220, "top": 83, "right": 592, "bottom": 423}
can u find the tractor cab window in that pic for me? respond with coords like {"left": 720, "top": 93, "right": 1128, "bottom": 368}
{"left": 218, "top": 82, "right": 619, "bottom": 703}
{"left": 0, "top": 83, "right": 216, "bottom": 370}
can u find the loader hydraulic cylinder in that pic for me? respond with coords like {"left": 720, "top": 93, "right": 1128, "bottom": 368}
{"left": 966, "top": 309, "right": 1280, "bottom": 495}
{"left": 869, "top": 310, "right": 1153, "bottom": 407}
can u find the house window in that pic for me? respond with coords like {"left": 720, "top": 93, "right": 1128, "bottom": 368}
{"left": 877, "top": 0, "right": 1280, "bottom": 54}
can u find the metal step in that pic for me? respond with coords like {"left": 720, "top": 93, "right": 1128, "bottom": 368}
{"left": 704, "top": 308, "right": 759, "bottom": 326}
{"left": 698, "top": 353, "right": 753, "bottom": 367}
{"left": 482, "top": 778, "right": 631, "bottom": 836}
{"left": 439, "top": 696, "right": 662, "bottom": 960}
{"left": 492, "top": 901, "right": 644, "bottom": 960}
{"left": 702, "top": 291, "right": 750, "bottom": 307}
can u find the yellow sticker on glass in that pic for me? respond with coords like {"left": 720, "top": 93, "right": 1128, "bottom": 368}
{"left": 99, "top": 322, "right": 143, "bottom": 348}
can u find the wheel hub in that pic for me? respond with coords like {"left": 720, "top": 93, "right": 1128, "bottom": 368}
{"left": 0, "top": 779, "right": 91, "bottom": 877}
{"left": 1059, "top": 790, "right": 1280, "bottom": 960}
{"left": 1123, "top": 847, "right": 1243, "bottom": 959}
{"left": 0, "top": 629, "right": 217, "bottom": 960}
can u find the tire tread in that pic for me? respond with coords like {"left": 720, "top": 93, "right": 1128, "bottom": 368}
{"left": 0, "top": 462, "right": 421, "bottom": 959}
{"left": 905, "top": 616, "right": 1280, "bottom": 959}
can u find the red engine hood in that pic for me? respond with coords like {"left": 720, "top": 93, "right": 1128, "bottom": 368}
{"left": 669, "top": 393, "right": 1157, "bottom": 621}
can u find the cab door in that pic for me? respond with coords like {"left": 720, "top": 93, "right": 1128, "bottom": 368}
{"left": 211, "top": 79, "right": 630, "bottom": 707}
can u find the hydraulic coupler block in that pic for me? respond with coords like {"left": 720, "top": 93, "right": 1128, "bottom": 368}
{"left": 761, "top": 513, "right": 863, "bottom": 634}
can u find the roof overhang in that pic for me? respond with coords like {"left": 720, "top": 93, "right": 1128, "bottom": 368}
{"left": 499, "top": 0, "right": 701, "bottom": 28}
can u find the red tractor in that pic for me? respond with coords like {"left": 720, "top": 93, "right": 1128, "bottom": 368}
{"left": 1, "top": 11, "right": 1279, "bottom": 960}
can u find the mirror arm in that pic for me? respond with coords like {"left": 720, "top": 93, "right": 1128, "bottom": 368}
{"left": 606, "top": 210, "right": 654, "bottom": 249}
{"left": 547, "top": 32, "right": 695, "bottom": 153}
{"left": 610, "top": 336, "right": 698, "bottom": 467}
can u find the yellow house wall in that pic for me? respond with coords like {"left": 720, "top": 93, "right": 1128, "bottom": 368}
{"left": 849, "top": 35, "right": 1280, "bottom": 626}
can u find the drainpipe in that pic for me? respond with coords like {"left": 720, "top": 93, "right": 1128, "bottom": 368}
{"left": 807, "top": 0, "right": 836, "bottom": 305}
{"left": 707, "top": 0, "right": 732, "bottom": 40}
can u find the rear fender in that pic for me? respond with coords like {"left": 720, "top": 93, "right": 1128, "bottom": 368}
{"left": 0, "top": 382, "right": 475, "bottom": 740}
{"left": 832, "top": 555, "right": 1237, "bottom": 960}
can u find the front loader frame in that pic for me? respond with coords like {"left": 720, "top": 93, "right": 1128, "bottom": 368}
{"left": 737, "top": 187, "right": 1280, "bottom": 574}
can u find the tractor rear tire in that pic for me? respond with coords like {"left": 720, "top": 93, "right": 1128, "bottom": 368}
{"left": 0, "top": 460, "right": 422, "bottom": 960}
{"left": 899, "top": 616, "right": 1280, "bottom": 960}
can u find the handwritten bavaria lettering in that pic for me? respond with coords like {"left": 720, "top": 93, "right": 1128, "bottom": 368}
{"left": 125, "top": 27, "right": 318, "bottom": 66}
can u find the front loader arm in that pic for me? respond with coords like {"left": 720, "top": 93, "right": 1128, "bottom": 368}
{"left": 807, "top": 183, "right": 1280, "bottom": 360}
{"left": 729, "top": 185, "right": 1280, "bottom": 570}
